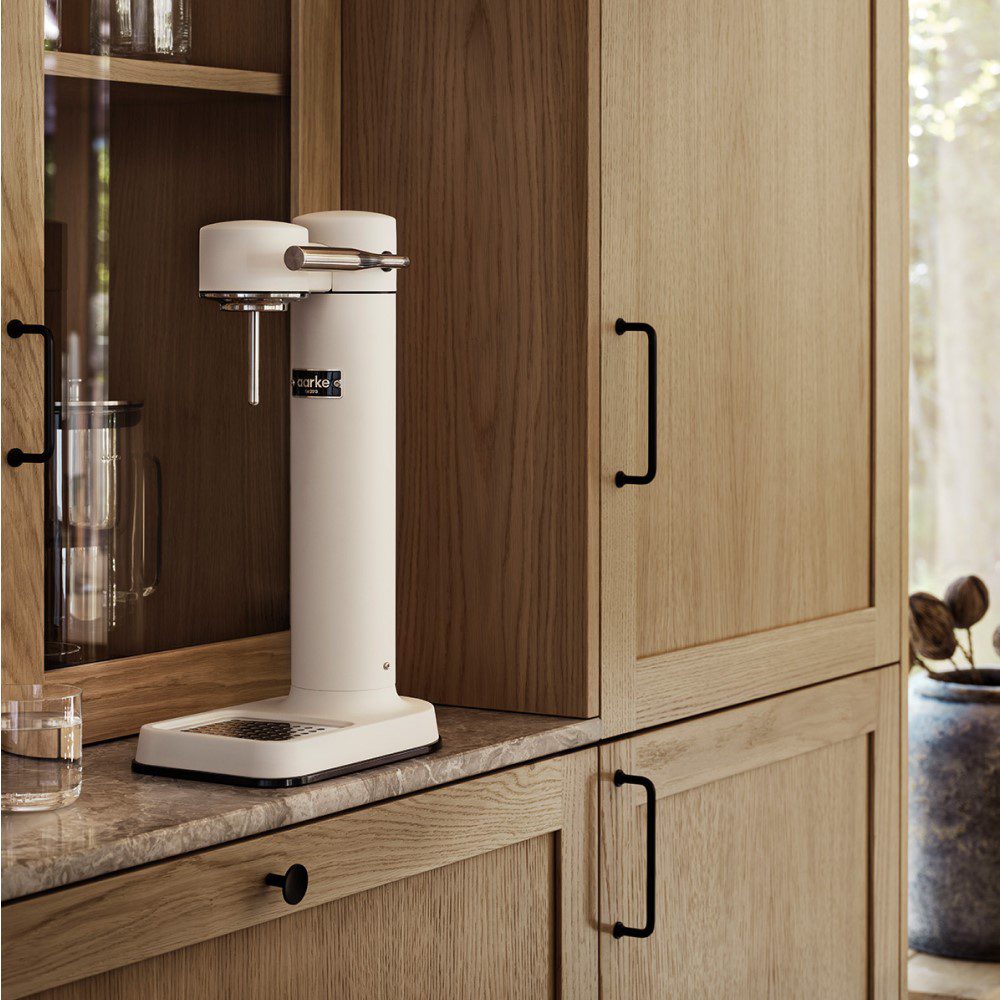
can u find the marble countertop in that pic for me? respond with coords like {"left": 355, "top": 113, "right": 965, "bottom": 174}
{"left": 1, "top": 706, "right": 600, "bottom": 902}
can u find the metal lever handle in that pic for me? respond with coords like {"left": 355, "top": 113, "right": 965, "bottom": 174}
{"left": 265, "top": 863, "right": 309, "bottom": 905}
{"left": 612, "top": 769, "right": 657, "bottom": 940}
{"left": 284, "top": 246, "right": 410, "bottom": 272}
{"left": 6, "top": 320, "right": 55, "bottom": 467}
{"left": 614, "top": 318, "right": 657, "bottom": 488}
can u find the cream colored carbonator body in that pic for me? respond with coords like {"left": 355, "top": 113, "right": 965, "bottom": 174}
{"left": 133, "top": 212, "right": 439, "bottom": 785}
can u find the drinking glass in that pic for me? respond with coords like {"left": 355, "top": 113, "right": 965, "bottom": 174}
{"left": 92, "top": 0, "right": 191, "bottom": 61}
{"left": 1, "top": 685, "right": 83, "bottom": 811}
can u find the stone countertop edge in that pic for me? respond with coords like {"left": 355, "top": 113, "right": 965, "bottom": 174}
{"left": 1, "top": 707, "right": 601, "bottom": 903}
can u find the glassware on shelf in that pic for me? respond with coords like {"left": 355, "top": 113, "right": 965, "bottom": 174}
{"left": 44, "top": 0, "right": 62, "bottom": 51}
{"left": 1, "top": 684, "right": 82, "bottom": 812}
{"left": 45, "top": 398, "right": 162, "bottom": 667}
{"left": 90, "top": 0, "right": 191, "bottom": 62}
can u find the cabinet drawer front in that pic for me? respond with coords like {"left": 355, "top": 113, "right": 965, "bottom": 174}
{"left": 3, "top": 752, "right": 598, "bottom": 999}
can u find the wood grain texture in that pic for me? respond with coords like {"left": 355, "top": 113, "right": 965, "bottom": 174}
{"left": 630, "top": 667, "right": 880, "bottom": 798}
{"left": 633, "top": 608, "right": 877, "bottom": 728}
{"left": 106, "top": 84, "right": 290, "bottom": 657}
{"left": 43, "top": 52, "right": 286, "bottom": 95}
{"left": 291, "top": 0, "right": 340, "bottom": 216}
{"left": 341, "top": 0, "right": 599, "bottom": 717}
{"left": 878, "top": 0, "right": 910, "bottom": 974}
{"left": 559, "top": 747, "right": 600, "bottom": 1000}
{"left": 56, "top": 631, "right": 290, "bottom": 744}
{"left": 5, "top": 751, "right": 599, "bottom": 999}
{"left": 601, "top": 0, "right": 904, "bottom": 737}
{"left": 872, "top": 665, "right": 903, "bottom": 999}
{"left": 33, "top": 838, "right": 556, "bottom": 1000}
{"left": 600, "top": 668, "right": 902, "bottom": 999}
{"left": 872, "top": 0, "right": 909, "bottom": 676}
{"left": 636, "top": 0, "right": 871, "bottom": 653}
{"left": 1, "top": 0, "right": 45, "bottom": 685}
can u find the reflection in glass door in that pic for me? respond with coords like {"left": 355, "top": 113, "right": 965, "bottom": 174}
{"left": 44, "top": 73, "right": 159, "bottom": 667}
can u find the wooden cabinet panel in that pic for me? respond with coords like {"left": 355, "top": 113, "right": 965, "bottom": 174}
{"left": 341, "top": 0, "right": 600, "bottom": 718}
{"left": 34, "top": 837, "right": 557, "bottom": 1000}
{"left": 5, "top": 751, "right": 598, "bottom": 999}
{"left": 600, "top": 0, "right": 906, "bottom": 734}
{"left": 600, "top": 668, "right": 903, "bottom": 999}
{"left": 1, "top": 0, "right": 45, "bottom": 684}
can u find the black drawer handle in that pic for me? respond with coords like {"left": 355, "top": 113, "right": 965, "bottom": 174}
{"left": 6, "top": 320, "right": 55, "bottom": 467}
{"left": 265, "top": 863, "right": 309, "bottom": 905}
{"left": 612, "top": 769, "right": 656, "bottom": 939}
{"left": 614, "top": 318, "right": 657, "bottom": 487}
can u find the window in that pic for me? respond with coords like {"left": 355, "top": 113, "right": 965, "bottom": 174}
{"left": 909, "top": 0, "right": 1000, "bottom": 659}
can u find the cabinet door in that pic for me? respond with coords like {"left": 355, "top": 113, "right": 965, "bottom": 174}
{"left": 600, "top": 668, "right": 902, "bottom": 999}
{"left": 7, "top": 752, "right": 598, "bottom": 1000}
{"left": 600, "top": 0, "right": 907, "bottom": 734}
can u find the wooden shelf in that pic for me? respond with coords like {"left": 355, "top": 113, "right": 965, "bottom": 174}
{"left": 43, "top": 51, "right": 286, "bottom": 96}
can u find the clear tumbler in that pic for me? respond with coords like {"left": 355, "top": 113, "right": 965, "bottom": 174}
{"left": 1, "top": 684, "right": 83, "bottom": 811}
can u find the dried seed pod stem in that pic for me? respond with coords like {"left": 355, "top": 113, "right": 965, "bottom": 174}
{"left": 955, "top": 633, "right": 974, "bottom": 666}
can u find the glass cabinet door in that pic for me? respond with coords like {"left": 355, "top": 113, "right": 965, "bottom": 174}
{"left": 37, "top": 0, "right": 292, "bottom": 672}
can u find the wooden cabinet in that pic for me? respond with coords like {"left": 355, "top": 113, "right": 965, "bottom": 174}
{"left": 4, "top": 0, "right": 906, "bottom": 735}
{"left": 3, "top": 752, "right": 598, "bottom": 999}
{"left": 600, "top": 668, "right": 903, "bottom": 999}
{"left": 340, "top": 0, "right": 906, "bottom": 726}
{"left": 3, "top": 0, "right": 907, "bottom": 994}
{"left": 0, "top": 0, "right": 336, "bottom": 738}
{"left": 599, "top": 0, "right": 907, "bottom": 736}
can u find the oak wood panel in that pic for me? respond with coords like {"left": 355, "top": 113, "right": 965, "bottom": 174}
{"left": 633, "top": 608, "right": 877, "bottom": 728}
{"left": 629, "top": 666, "right": 881, "bottom": 798}
{"left": 601, "top": 0, "right": 904, "bottom": 737}
{"left": 290, "top": 0, "right": 340, "bottom": 216}
{"left": 600, "top": 667, "right": 902, "bottom": 999}
{"left": 58, "top": 631, "right": 290, "bottom": 744}
{"left": 4, "top": 751, "right": 598, "bottom": 999}
{"left": 877, "top": 0, "right": 911, "bottom": 973}
{"left": 44, "top": 52, "right": 286, "bottom": 95}
{"left": 873, "top": 665, "right": 904, "bottom": 999}
{"left": 105, "top": 84, "right": 290, "bottom": 658}
{"left": 872, "top": 0, "right": 910, "bottom": 673}
{"left": 637, "top": 0, "right": 872, "bottom": 655}
{"left": 34, "top": 838, "right": 558, "bottom": 1000}
{"left": 559, "top": 747, "right": 600, "bottom": 1000}
{"left": 341, "top": 0, "right": 599, "bottom": 717}
{"left": 57, "top": 0, "right": 290, "bottom": 74}
{"left": 1, "top": 0, "right": 45, "bottom": 685}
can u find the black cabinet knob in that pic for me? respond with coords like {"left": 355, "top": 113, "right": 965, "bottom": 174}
{"left": 265, "top": 863, "right": 309, "bottom": 905}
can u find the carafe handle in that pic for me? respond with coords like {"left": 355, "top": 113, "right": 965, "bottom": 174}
{"left": 141, "top": 453, "right": 162, "bottom": 596}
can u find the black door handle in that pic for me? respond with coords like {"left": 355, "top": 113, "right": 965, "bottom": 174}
{"left": 6, "top": 320, "right": 55, "bottom": 467}
{"left": 612, "top": 769, "right": 656, "bottom": 939}
{"left": 265, "top": 863, "right": 309, "bottom": 905}
{"left": 614, "top": 318, "right": 657, "bottom": 487}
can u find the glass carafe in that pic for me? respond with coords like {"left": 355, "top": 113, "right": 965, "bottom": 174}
{"left": 46, "top": 400, "right": 161, "bottom": 666}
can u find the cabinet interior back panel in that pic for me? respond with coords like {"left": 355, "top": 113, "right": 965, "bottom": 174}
{"left": 341, "top": 0, "right": 596, "bottom": 716}
{"left": 108, "top": 87, "right": 291, "bottom": 655}
{"left": 611, "top": 0, "right": 873, "bottom": 657}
